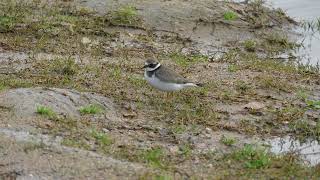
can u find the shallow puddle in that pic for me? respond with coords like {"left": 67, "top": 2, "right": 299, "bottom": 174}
{"left": 268, "top": 136, "right": 320, "bottom": 166}
{"left": 267, "top": 0, "right": 320, "bottom": 66}
{"left": 232, "top": 0, "right": 320, "bottom": 65}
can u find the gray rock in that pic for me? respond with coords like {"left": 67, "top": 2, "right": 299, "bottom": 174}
{"left": 0, "top": 87, "right": 120, "bottom": 119}
{"left": 0, "top": 130, "right": 152, "bottom": 179}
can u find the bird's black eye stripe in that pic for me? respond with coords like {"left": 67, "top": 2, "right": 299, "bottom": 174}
{"left": 149, "top": 63, "right": 158, "bottom": 68}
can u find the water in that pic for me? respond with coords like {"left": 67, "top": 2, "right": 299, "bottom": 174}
{"left": 266, "top": 0, "right": 320, "bottom": 65}
{"left": 232, "top": 0, "right": 320, "bottom": 65}
{"left": 269, "top": 136, "right": 320, "bottom": 166}
{"left": 264, "top": 0, "right": 320, "bottom": 166}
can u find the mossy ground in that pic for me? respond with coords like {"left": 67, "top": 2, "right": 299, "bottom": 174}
{"left": 0, "top": 0, "right": 319, "bottom": 179}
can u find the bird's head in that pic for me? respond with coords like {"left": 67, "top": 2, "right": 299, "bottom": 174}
{"left": 143, "top": 59, "right": 161, "bottom": 71}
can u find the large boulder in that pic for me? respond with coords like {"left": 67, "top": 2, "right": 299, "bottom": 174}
{"left": 0, "top": 87, "right": 119, "bottom": 119}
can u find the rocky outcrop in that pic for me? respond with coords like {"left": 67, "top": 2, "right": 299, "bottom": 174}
{"left": 0, "top": 87, "right": 119, "bottom": 119}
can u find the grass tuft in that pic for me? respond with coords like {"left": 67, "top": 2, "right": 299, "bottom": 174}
{"left": 36, "top": 105, "right": 56, "bottom": 118}
{"left": 273, "top": 105, "right": 305, "bottom": 123}
{"left": 227, "top": 64, "right": 238, "bottom": 72}
{"left": 110, "top": 5, "right": 140, "bottom": 26}
{"left": 232, "top": 144, "right": 271, "bottom": 169}
{"left": 223, "top": 11, "right": 238, "bottom": 21}
{"left": 263, "top": 33, "right": 298, "bottom": 53}
{"left": 91, "top": 129, "right": 113, "bottom": 147}
{"left": 51, "top": 58, "right": 78, "bottom": 76}
{"left": 255, "top": 75, "right": 294, "bottom": 92}
{"left": 170, "top": 53, "right": 208, "bottom": 67}
{"left": 0, "top": 15, "right": 16, "bottom": 32}
{"left": 220, "top": 135, "right": 236, "bottom": 146}
{"left": 179, "top": 144, "right": 192, "bottom": 158}
{"left": 306, "top": 99, "right": 320, "bottom": 109}
{"left": 61, "top": 138, "right": 91, "bottom": 150}
{"left": 143, "top": 147, "right": 167, "bottom": 169}
{"left": 289, "top": 120, "right": 320, "bottom": 141}
{"left": 243, "top": 40, "right": 256, "bottom": 52}
{"left": 79, "top": 104, "right": 103, "bottom": 115}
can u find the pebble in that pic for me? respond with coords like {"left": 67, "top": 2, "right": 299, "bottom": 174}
{"left": 81, "top": 37, "right": 91, "bottom": 44}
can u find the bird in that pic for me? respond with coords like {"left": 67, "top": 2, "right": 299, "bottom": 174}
{"left": 143, "top": 59, "right": 202, "bottom": 92}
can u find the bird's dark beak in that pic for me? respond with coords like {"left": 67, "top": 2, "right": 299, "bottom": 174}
{"left": 142, "top": 65, "right": 148, "bottom": 69}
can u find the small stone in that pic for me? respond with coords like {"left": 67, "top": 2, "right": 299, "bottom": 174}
{"left": 205, "top": 127, "right": 212, "bottom": 133}
{"left": 122, "top": 111, "right": 137, "bottom": 118}
{"left": 81, "top": 37, "right": 91, "bottom": 45}
{"left": 244, "top": 102, "right": 265, "bottom": 110}
{"left": 194, "top": 157, "right": 200, "bottom": 164}
{"left": 197, "top": 143, "right": 207, "bottom": 149}
{"left": 102, "top": 128, "right": 109, "bottom": 133}
{"left": 169, "top": 146, "right": 179, "bottom": 154}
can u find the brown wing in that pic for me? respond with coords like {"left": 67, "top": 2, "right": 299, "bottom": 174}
{"left": 155, "top": 66, "right": 191, "bottom": 84}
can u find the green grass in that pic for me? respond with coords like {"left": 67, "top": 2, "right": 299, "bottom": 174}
{"left": 143, "top": 147, "right": 167, "bottom": 169}
{"left": 296, "top": 89, "right": 309, "bottom": 100}
{"left": 227, "top": 64, "right": 238, "bottom": 72}
{"left": 23, "top": 142, "right": 46, "bottom": 153}
{"left": 235, "top": 80, "right": 252, "bottom": 94}
{"left": 220, "top": 135, "right": 236, "bottom": 146}
{"left": 0, "top": 1, "right": 114, "bottom": 54}
{"left": 110, "top": 66, "right": 122, "bottom": 79}
{"left": 273, "top": 105, "right": 305, "bottom": 123}
{"left": 232, "top": 144, "right": 271, "bottom": 169}
{"left": 170, "top": 124, "right": 188, "bottom": 134}
{"left": 154, "top": 175, "right": 172, "bottom": 180}
{"left": 110, "top": 5, "right": 140, "bottom": 26}
{"left": 289, "top": 120, "right": 320, "bottom": 141}
{"left": 262, "top": 33, "right": 298, "bottom": 53}
{"left": 36, "top": 105, "right": 56, "bottom": 118}
{"left": 0, "top": 15, "right": 16, "bottom": 32}
{"left": 223, "top": 11, "right": 238, "bottom": 21}
{"left": 61, "top": 138, "right": 91, "bottom": 150}
{"left": 50, "top": 58, "right": 78, "bottom": 76}
{"left": 219, "top": 89, "right": 236, "bottom": 101}
{"left": 40, "top": 117, "right": 113, "bottom": 151}
{"left": 179, "top": 144, "right": 192, "bottom": 158}
{"left": 79, "top": 104, "right": 103, "bottom": 115}
{"left": 221, "top": 147, "right": 319, "bottom": 178}
{"left": 239, "top": 119, "right": 258, "bottom": 135}
{"left": 255, "top": 75, "right": 294, "bottom": 92}
{"left": 306, "top": 99, "right": 320, "bottom": 109}
{"left": 127, "top": 75, "right": 146, "bottom": 88}
{"left": 139, "top": 172, "right": 173, "bottom": 180}
{"left": 0, "top": 0, "right": 28, "bottom": 32}
{"left": 238, "top": 52, "right": 298, "bottom": 73}
{"left": 0, "top": 78, "right": 32, "bottom": 89}
{"left": 243, "top": 40, "right": 256, "bottom": 52}
{"left": 0, "top": 82, "right": 7, "bottom": 91}
{"left": 90, "top": 129, "right": 113, "bottom": 147}
{"left": 170, "top": 53, "right": 208, "bottom": 67}
{"left": 301, "top": 18, "right": 320, "bottom": 33}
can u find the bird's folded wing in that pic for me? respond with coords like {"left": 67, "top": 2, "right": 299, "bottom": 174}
{"left": 155, "top": 66, "right": 190, "bottom": 84}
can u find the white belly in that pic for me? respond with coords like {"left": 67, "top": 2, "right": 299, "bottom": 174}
{"left": 144, "top": 72, "right": 184, "bottom": 91}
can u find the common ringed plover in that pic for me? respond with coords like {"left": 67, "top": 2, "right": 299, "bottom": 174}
{"left": 143, "top": 59, "right": 202, "bottom": 91}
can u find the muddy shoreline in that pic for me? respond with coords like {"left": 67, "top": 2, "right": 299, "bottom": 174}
{"left": 0, "top": 0, "right": 319, "bottom": 179}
